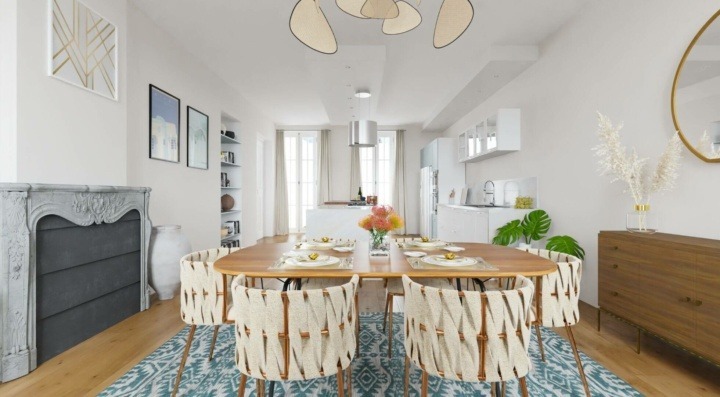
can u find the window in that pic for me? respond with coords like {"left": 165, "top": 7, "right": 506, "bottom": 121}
{"left": 359, "top": 131, "right": 395, "bottom": 205}
{"left": 284, "top": 131, "right": 318, "bottom": 233}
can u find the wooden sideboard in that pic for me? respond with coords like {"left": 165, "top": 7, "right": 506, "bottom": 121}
{"left": 598, "top": 231, "right": 720, "bottom": 365}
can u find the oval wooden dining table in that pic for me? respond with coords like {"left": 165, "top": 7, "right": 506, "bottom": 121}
{"left": 213, "top": 241, "right": 557, "bottom": 280}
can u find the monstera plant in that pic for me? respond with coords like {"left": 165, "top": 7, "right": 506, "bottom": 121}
{"left": 492, "top": 209, "right": 585, "bottom": 259}
{"left": 492, "top": 209, "right": 551, "bottom": 246}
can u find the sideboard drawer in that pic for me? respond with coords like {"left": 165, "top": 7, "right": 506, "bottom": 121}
{"left": 695, "top": 253, "right": 720, "bottom": 362}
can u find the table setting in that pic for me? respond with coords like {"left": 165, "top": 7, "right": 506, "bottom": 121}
{"left": 269, "top": 251, "right": 354, "bottom": 270}
{"left": 294, "top": 237, "right": 356, "bottom": 251}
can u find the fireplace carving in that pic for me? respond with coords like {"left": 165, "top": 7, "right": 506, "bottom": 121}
{"left": 0, "top": 184, "right": 151, "bottom": 382}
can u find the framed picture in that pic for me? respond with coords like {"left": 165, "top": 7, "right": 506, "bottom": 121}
{"left": 187, "top": 106, "right": 209, "bottom": 169}
{"left": 149, "top": 85, "right": 180, "bottom": 162}
{"left": 50, "top": 0, "right": 118, "bottom": 100}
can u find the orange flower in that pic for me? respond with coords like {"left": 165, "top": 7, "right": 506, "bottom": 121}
{"left": 388, "top": 212, "right": 404, "bottom": 229}
{"left": 358, "top": 215, "right": 373, "bottom": 230}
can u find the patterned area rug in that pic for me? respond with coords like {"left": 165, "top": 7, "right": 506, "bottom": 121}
{"left": 100, "top": 313, "right": 642, "bottom": 396}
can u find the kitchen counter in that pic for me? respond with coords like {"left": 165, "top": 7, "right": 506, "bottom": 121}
{"left": 437, "top": 204, "right": 533, "bottom": 243}
{"left": 305, "top": 207, "right": 372, "bottom": 241}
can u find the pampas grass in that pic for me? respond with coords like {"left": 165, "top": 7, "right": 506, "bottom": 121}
{"left": 593, "top": 112, "right": 682, "bottom": 205}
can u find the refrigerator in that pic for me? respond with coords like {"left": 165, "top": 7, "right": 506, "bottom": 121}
{"left": 419, "top": 138, "right": 466, "bottom": 239}
{"left": 419, "top": 166, "right": 437, "bottom": 238}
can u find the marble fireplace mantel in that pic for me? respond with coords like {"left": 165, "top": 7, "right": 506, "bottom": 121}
{"left": 0, "top": 183, "right": 152, "bottom": 382}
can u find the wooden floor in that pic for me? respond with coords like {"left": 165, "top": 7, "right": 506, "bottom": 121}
{"left": 2, "top": 235, "right": 719, "bottom": 396}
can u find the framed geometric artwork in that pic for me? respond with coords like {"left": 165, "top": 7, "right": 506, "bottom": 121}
{"left": 187, "top": 106, "right": 209, "bottom": 170}
{"left": 50, "top": 0, "right": 118, "bottom": 100}
{"left": 149, "top": 85, "right": 180, "bottom": 163}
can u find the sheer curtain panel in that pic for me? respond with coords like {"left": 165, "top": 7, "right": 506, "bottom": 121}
{"left": 274, "top": 129, "right": 289, "bottom": 235}
{"left": 317, "top": 129, "right": 331, "bottom": 205}
{"left": 392, "top": 129, "right": 407, "bottom": 234}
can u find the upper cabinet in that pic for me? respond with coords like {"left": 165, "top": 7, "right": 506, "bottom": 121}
{"left": 458, "top": 109, "right": 520, "bottom": 162}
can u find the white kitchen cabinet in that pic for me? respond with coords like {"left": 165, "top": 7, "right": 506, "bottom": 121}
{"left": 458, "top": 109, "right": 521, "bottom": 163}
{"left": 437, "top": 204, "right": 532, "bottom": 243}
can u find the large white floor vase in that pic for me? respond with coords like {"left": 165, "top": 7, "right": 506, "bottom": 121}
{"left": 149, "top": 225, "right": 192, "bottom": 300}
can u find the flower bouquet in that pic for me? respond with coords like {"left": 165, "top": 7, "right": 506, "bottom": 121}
{"left": 358, "top": 205, "right": 404, "bottom": 254}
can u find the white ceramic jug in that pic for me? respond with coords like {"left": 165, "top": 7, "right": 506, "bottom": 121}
{"left": 148, "top": 225, "right": 191, "bottom": 300}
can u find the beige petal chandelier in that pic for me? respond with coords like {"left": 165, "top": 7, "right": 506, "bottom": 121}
{"left": 290, "top": 0, "right": 474, "bottom": 54}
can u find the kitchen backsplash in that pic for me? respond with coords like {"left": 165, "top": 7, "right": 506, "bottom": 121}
{"left": 463, "top": 177, "right": 538, "bottom": 207}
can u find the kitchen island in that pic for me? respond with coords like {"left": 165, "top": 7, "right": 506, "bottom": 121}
{"left": 305, "top": 206, "right": 372, "bottom": 241}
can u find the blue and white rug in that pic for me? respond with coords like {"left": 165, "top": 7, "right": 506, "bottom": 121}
{"left": 100, "top": 313, "right": 642, "bottom": 396}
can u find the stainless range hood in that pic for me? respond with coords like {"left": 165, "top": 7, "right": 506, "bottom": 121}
{"left": 348, "top": 120, "right": 378, "bottom": 147}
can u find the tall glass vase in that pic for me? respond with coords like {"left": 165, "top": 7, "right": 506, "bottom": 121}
{"left": 626, "top": 204, "right": 658, "bottom": 234}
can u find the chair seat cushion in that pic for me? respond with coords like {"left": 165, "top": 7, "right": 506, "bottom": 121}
{"left": 386, "top": 277, "right": 454, "bottom": 295}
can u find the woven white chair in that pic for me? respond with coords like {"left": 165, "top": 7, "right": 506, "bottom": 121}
{"left": 402, "top": 274, "right": 535, "bottom": 397}
{"left": 173, "top": 247, "right": 240, "bottom": 397}
{"left": 384, "top": 238, "right": 455, "bottom": 358}
{"left": 516, "top": 248, "right": 590, "bottom": 397}
{"left": 231, "top": 274, "right": 359, "bottom": 397}
{"left": 383, "top": 277, "right": 454, "bottom": 358}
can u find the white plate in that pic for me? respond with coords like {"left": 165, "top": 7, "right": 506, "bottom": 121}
{"left": 285, "top": 256, "right": 340, "bottom": 267}
{"left": 421, "top": 255, "right": 477, "bottom": 267}
{"left": 283, "top": 250, "right": 312, "bottom": 257}
{"left": 403, "top": 251, "right": 427, "bottom": 258}
{"left": 443, "top": 246, "right": 466, "bottom": 252}
{"left": 333, "top": 246, "right": 354, "bottom": 252}
{"left": 409, "top": 240, "right": 447, "bottom": 248}
{"left": 302, "top": 242, "right": 336, "bottom": 249}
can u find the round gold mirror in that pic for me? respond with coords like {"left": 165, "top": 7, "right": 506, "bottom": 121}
{"left": 671, "top": 9, "right": 720, "bottom": 163}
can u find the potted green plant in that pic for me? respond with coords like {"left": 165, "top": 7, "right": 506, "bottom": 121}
{"left": 492, "top": 210, "right": 586, "bottom": 259}
{"left": 492, "top": 209, "right": 551, "bottom": 249}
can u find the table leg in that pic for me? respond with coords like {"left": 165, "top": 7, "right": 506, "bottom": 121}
{"left": 222, "top": 274, "right": 229, "bottom": 323}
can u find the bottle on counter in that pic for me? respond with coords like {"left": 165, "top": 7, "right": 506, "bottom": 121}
{"left": 358, "top": 186, "right": 364, "bottom": 202}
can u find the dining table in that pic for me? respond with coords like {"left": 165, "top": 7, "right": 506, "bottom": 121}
{"left": 213, "top": 240, "right": 557, "bottom": 315}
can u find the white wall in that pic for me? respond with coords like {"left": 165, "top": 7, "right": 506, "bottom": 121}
{"left": 281, "top": 124, "right": 440, "bottom": 234}
{"left": 0, "top": 0, "right": 18, "bottom": 182}
{"left": 11, "top": 0, "right": 128, "bottom": 185}
{"left": 441, "top": 0, "right": 720, "bottom": 306}
{"left": 126, "top": 3, "right": 275, "bottom": 251}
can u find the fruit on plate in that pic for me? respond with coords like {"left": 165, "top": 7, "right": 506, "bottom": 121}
{"left": 444, "top": 252, "right": 456, "bottom": 260}
{"left": 321, "top": 236, "right": 330, "bottom": 243}
{"left": 421, "top": 236, "right": 430, "bottom": 242}
{"left": 308, "top": 252, "right": 320, "bottom": 260}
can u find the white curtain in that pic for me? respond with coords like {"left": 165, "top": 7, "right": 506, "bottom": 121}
{"left": 349, "top": 146, "right": 361, "bottom": 199}
{"left": 274, "top": 130, "right": 289, "bottom": 235}
{"left": 393, "top": 129, "right": 407, "bottom": 234}
{"left": 317, "top": 129, "right": 331, "bottom": 205}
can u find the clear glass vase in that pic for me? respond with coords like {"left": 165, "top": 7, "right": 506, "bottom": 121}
{"left": 369, "top": 232, "right": 389, "bottom": 256}
{"left": 626, "top": 204, "right": 658, "bottom": 234}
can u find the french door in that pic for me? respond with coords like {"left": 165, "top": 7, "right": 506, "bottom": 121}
{"left": 284, "top": 131, "right": 318, "bottom": 232}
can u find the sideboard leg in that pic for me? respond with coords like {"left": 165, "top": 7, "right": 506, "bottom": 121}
{"left": 596, "top": 308, "right": 601, "bottom": 332}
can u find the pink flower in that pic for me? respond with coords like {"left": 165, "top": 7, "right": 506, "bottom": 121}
{"left": 372, "top": 216, "right": 392, "bottom": 232}
{"left": 371, "top": 205, "right": 390, "bottom": 218}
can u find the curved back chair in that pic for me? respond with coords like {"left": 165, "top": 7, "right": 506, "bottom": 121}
{"left": 173, "top": 247, "right": 239, "bottom": 397}
{"left": 402, "top": 274, "right": 535, "bottom": 397}
{"left": 383, "top": 238, "right": 454, "bottom": 358}
{"left": 231, "top": 274, "right": 359, "bottom": 397}
{"left": 516, "top": 248, "right": 589, "bottom": 396}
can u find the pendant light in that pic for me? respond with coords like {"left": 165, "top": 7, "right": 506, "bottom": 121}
{"left": 434, "top": 0, "right": 474, "bottom": 48}
{"left": 349, "top": 90, "right": 377, "bottom": 147}
{"left": 290, "top": 0, "right": 474, "bottom": 52}
{"left": 289, "top": 0, "right": 338, "bottom": 54}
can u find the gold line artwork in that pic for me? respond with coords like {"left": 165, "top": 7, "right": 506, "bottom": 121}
{"left": 51, "top": 0, "right": 117, "bottom": 99}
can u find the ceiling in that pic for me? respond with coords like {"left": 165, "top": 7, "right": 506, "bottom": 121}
{"left": 131, "top": 0, "right": 588, "bottom": 129}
